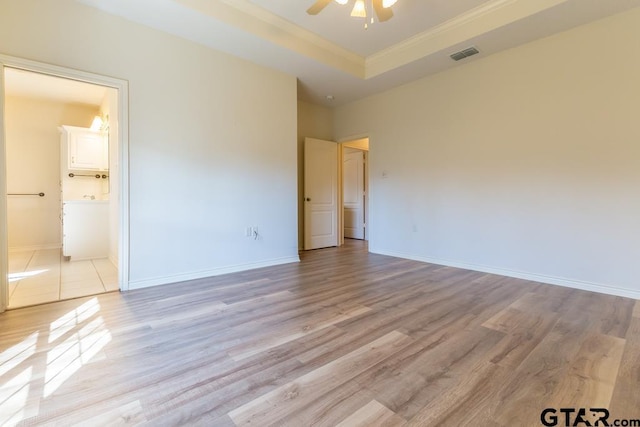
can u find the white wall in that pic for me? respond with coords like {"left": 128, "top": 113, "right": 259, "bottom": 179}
{"left": 297, "top": 101, "right": 334, "bottom": 249}
{"left": 0, "top": 0, "right": 298, "bottom": 288}
{"left": 334, "top": 8, "right": 640, "bottom": 298}
{"left": 5, "top": 95, "right": 98, "bottom": 251}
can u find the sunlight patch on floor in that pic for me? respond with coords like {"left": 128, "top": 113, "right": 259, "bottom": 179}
{"left": 7, "top": 269, "right": 48, "bottom": 283}
{"left": 0, "top": 297, "right": 113, "bottom": 424}
{"left": 49, "top": 298, "right": 100, "bottom": 344}
{"left": 0, "top": 367, "right": 34, "bottom": 426}
{"left": 0, "top": 332, "right": 38, "bottom": 377}
{"left": 44, "top": 299, "right": 112, "bottom": 398}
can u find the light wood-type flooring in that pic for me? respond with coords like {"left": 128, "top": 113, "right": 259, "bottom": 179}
{"left": 1, "top": 240, "right": 639, "bottom": 426}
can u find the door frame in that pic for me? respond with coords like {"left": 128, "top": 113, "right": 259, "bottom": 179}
{"left": 0, "top": 54, "right": 130, "bottom": 313}
{"left": 338, "top": 135, "right": 370, "bottom": 246}
{"left": 342, "top": 146, "right": 367, "bottom": 241}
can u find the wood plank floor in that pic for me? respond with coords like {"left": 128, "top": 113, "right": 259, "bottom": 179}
{"left": 1, "top": 240, "right": 639, "bottom": 426}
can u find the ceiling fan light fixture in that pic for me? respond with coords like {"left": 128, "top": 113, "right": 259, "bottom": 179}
{"left": 307, "top": 0, "right": 397, "bottom": 24}
{"left": 351, "top": 0, "right": 367, "bottom": 18}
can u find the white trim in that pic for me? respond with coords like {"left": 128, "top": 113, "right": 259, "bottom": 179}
{"left": 366, "top": 0, "right": 570, "bottom": 78}
{"left": 338, "top": 136, "right": 370, "bottom": 245}
{"left": 0, "top": 54, "right": 130, "bottom": 305}
{"left": 128, "top": 256, "right": 301, "bottom": 290}
{"left": 170, "top": 0, "right": 570, "bottom": 81}
{"left": 108, "top": 253, "right": 118, "bottom": 269}
{"left": 337, "top": 132, "right": 372, "bottom": 144}
{"left": 115, "top": 77, "right": 130, "bottom": 291}
{"left": 0, "top": 65, "right": 7, "bottom": 313}
{"left": 371, "top": 248, "right": 640, "bottom": 300}
{"left": 173, "top": 0, "right": 364, "bottom": 78}
{"left": 9, "top": 244, "right": 62, "bottom": 253}
{"left": 0, "top": 54, "right": 125, "bottom": 91}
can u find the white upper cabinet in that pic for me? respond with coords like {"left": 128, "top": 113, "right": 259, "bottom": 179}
{"left": 61, "top": 126, "right": 108, "bottom": 171}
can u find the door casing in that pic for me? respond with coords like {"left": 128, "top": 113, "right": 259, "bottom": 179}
{"left": 343, "top": 148, "right": 365, "bottom": 239}
{"left": 339, "top": 137, "right": 370, "bottom": 245}
{"left": 0, "top": 54, "right": 130, "bottom": 313}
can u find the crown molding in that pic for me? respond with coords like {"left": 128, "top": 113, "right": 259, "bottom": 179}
{"left": 365, "top": 0, "right": 570, "bottom": 78}
{"left": 141, "top": 0, "right": 572, "bottom": 81}
{"left": 175, "top": 0, "right": 366, "bottom": 78}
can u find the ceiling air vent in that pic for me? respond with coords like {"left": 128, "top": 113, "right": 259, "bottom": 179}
{"left": 450, "top": 46, "right": 480, "bottom": 61}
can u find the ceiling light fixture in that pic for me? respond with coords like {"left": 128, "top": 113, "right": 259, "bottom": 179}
{"left": 350, "top": 0, "right": 366, "bottom": 18}
{"left": 307, "top": 0, "right": 398, "bottom": 27}
{"left": 90, "top": 116, "right": 103, "bottom": 131}
{"left": 90, "top": 114, "right": 109, "bottom": 132}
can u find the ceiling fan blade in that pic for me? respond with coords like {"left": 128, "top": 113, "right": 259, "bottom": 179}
{"left": 372, "top": 0, "right": 394, "bottom": 22}
{"left": 307, "top": 0, "right": 333, "bottom": 15}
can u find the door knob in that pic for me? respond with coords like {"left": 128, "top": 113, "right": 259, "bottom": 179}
{"left": 305, "top": 197, "right": 311, "bottom": 201}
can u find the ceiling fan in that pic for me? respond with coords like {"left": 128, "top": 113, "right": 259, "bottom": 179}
{"left": 307, "top": 0, "right": 398, "bottom": 23}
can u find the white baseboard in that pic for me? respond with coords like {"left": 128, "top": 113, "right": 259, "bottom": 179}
{"left": 9, "top": 243, "right": 62, "bottom": 253}
{"left": 128, "top": 255, "right": 301, "bottom": 290}
{"left": 108, "top": 252, "right": 118, "bottom": 268}
{"left": 371, "top": 248, "right": 640, "bottom": 300}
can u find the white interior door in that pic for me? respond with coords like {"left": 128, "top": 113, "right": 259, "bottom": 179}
{"left": 304, "top": 137, "right": 338, "bottom": 250}
{"left": 343, "top": 148, "right": 365, "bottom": 239}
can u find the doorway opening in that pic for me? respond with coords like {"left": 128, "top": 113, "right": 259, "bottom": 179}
{"left": 0, "top": 57, "right": 129, "bottom": 311}
{"left": 340, "top": 138, "right": 369, "bottom": 243}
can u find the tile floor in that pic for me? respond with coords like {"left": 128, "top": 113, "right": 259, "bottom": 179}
{"left": 7, "top": 248, "right": 118, "bottom": 308}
